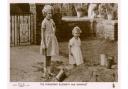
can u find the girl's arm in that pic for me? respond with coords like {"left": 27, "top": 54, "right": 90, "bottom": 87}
{"left": 52, "top": 20, "right": 56, "bottom": 33}
{"left": 68, "top": 44, "right": 73, "bottom": 56}
{"left": 79, "top": 39, "right": 83, "bottom": 56}
{"left": 41, "top": 27, "right": 47, "bottom": 55}
{"left": 41, "top": 23, "right": 46, "bottom": 49}
{"left": 53, "top": 25, "right": 56, "bottom": 33}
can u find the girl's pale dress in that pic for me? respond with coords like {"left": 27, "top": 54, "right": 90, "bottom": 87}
{"left": 40, "top": 18, "right": 59, "bottom": 56}
{"left": 69, "top": 37, "right": 83, "bottom": 65}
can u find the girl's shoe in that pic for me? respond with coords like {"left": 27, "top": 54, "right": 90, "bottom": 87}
{"left": 48, "top": 73, "right": 56, "bottom": 77}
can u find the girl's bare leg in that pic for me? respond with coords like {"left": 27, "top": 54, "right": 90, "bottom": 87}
{"left": 47, "top": 56, "right": 55, "bottom": 76}
{"left": 43, "top": 56, "right": 48, "bottom": 78}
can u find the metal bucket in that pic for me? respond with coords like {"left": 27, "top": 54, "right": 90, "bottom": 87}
{"left": 55, "top": 68, "right": 67, "bottom": 82}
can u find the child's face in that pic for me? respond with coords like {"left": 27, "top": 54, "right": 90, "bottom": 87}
{"left": 73, "top": 31, "right": 80, "bottom": 37}
{"left": 46, "top": 11, "right": 52, "bottom": 19}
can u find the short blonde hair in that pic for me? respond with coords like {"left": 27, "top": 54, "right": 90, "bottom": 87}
{"left": 42, "top": 5, "right": 54, "bottom": 16}
{"left": 72, "top": 26, "right": 82, "bottom": 34}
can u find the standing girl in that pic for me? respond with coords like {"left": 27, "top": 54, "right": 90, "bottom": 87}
{"left": 69, "top": 26, "right": 84, "bottom": 67}
{"left": 40, "top": 5, "right": 59, "bottom": 78}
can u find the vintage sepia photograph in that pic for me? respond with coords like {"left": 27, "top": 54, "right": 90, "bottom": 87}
{"left": 10, "top": 3, "right": 118, "bottom": 82}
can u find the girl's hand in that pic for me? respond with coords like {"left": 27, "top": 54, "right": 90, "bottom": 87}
{"left": 53, "top": 27, "right": 56, "bottom": 32}
{"left": 52, "top": 27, "right": 56, "bottom": 35}
{"left": 42, "top": 48, "right": 47, "bottom": 55}
{"left": 41, "top": 42, "right": 46, "bottom": 49}
{"left": 69, "top": 52, "right": 73, "bottom": 56}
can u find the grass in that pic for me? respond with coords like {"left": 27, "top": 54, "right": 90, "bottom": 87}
{"left": 59, "top": 38, "right": 117, "bottom": 66}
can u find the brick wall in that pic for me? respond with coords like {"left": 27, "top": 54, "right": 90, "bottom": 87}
{"left": 94, "top": 20, "right": 118, "bottom": 41}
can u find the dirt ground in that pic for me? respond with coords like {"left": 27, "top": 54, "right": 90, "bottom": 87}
{"left": 10, "top": 38, "right": 117, "bottom": 82}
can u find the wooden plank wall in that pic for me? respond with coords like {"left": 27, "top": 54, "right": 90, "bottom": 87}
{"left": 10, "top": 14, "right": 32, "bottom": 46}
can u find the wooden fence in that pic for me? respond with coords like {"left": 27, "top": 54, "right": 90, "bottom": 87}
{"left": 10, "top": 14, "right": 35, "bottom": 46}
